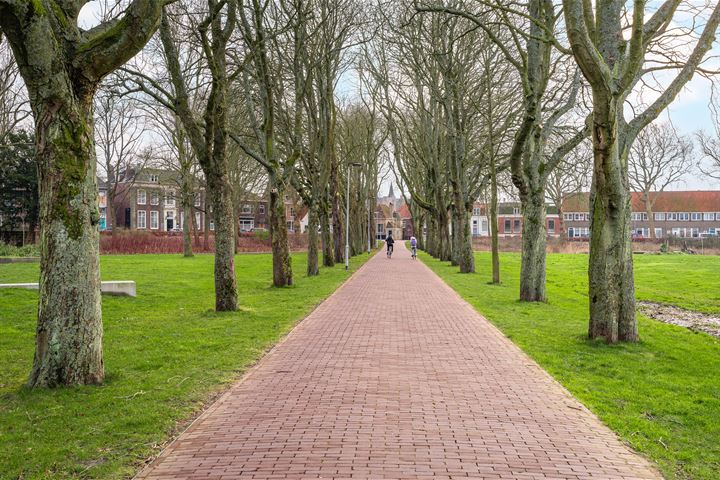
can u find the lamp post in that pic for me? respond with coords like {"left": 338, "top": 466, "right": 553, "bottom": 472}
{"left": 346, "top": 162, "right": 362, "bottom": 271}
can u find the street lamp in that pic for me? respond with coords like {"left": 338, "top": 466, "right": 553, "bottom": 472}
{"left": 345, "top": 162, "right": 362, "bottom": 271}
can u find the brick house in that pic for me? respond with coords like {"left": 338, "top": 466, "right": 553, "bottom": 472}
{"left": 562, "top": 191, "right": 720, "bottom": 239}
{"left": 111, "top": 167, "right": 201, "bottom": 232}
{"left": 470, "top": 202, "right": 561, "bottom": 238}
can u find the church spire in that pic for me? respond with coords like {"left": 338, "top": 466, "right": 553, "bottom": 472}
{"left": 388, "top": 184, "right": 394, "bottom": 198}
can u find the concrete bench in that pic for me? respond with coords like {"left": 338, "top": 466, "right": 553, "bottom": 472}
{"left": 0, "top": 281, "right": 136, "bottom": 297}
{"left": 0, "top": 257, "right": 39, "bottom": 264}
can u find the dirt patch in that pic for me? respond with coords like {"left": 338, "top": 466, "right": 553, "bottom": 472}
{"left": 637, "top": 301, "right": 720, "bottom": 339}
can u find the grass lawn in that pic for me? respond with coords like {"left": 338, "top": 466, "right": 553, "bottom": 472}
{"left": 420, "top": 251, "right": 720, "bottom": 480}
{"left": 0, "top": 251, "right": 373, "bottom": 479}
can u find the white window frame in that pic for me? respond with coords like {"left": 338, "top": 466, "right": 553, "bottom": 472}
{"left": 242, "top": 204, "right": 253, "bottom": 214}
{"left": 137, "top": 210, "right": 146, "bottom": 229}
{"left": 259, "top": 204, "right": 265, "bottom": 214}
{"left": 165, "top": 193, "right": 176, "bottom": 207}
{"left": 150, "top": 191, "right": 160, "bottom": 205}
{"left": 703, "top": 212, "right": 715, "bottom": 221}
{"left": 150, "top": 211, "right": 159, "bottom": 230}
{"left": 194, "top": 195, "right": 201, "bottom": 207}
{"left": 149, "top": 174, "right": 159, "bottom": 183}
{"left": 654, "top": 228, "right": 663, "bottom": 238}
{"left": 679, "top": 212, "right": 690, "bottom": 221}
{"left": 667, "top": 212, "right": 678, "bottom": 221}
{"left": 195, "top": 212, "right": 202, "bottom": 230}
{"left": 548, "top": 219, "right": 555, "bottom": 233}
{"left": 691, "top": 212, "right": 703, "bottom": 221}
{"left": 513, "top": 207, "right": 520, "bottom": 215}
{"left": 473, "top": 207, "right": 481, "bottom": 216}
{"left": 209, "top": 220, "right": 215, "bottom": 231}
{"left": 137, "top": 189, "right": 146, "bottom": 205}
{"left": 654, "top": 212, "right": 665, "bottom": 221}
{"left": 239, "top": 219, "right": 254, "bottom": 231}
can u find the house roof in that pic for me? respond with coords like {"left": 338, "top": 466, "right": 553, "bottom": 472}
{"left": 396, "top": 203, "right": 412, "bottom": 219}
{"left": 563, "top": 191, "right": 720, "bottom": 213}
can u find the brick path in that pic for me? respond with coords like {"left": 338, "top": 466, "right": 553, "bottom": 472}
{"left": 137, "top": 242, "right": 661, "bottom": 479}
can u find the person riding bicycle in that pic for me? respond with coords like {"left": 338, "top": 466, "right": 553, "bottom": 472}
{"left": 386, "top": 231, "right": 395, "bottom": 258}
{"left": 410, "top": 235, "right": 417, "bottom": 259}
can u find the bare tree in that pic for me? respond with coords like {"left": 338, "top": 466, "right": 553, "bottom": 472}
{"left": 546, "top": 140, "right": 591, "bottom": 239}
{"left": 0, "top": 0, "right": 171, "bottom": 387}
{"left": 563, "top": 0, "right": 720, "bottom": 342}
{"left": 95, "top": 85, "right": 146, "bottom": 233}
{"left": 696, "top": 86, "right": 720, "bottom": 181}
{"left": 629, "top": 122, "right": 692, "bottom": 238}
{"left": 0, "top": 41, "right": 30, "bottom": 143}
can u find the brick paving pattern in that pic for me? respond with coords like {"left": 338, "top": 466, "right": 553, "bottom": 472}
{"left": 137, "top": 242, "right": 661, "bottom": 479}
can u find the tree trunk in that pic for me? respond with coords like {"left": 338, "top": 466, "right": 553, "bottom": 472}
{"left": 182, "top": 204, "right": 193, "bottom": 257}
{"left": 453, "top": 199, "right": 475, "bottom": 273}
{"left": 519, "top": 188, "right": 547, "bottom": 301}
{"left": 437, "top": 210, "right": 452, "bottom": 262}
{"left": 490, "top": 161, "right": 500, "bottom": 284}
{"left": 29, "top": 97, "right": 104, "bottom": 388}
{"left": 588, "top": 99, "right": 637, "bottom": 343}
{"left": 645, "top": 192, "right": 656, "bottom": 239}
{"left": 320, "top": 204, "right": 334, "bottom": 267}
{"left": 450, "top": 208, "right": 460, "bottom": 266}
{"left": 269, "top": 183, "right": 293, "bottom": 286}
{"left": 307, "top": 203, "right": 319, "bottom": 276}
{"left": 207, "top": 172, "right": 237, "bottom": 311}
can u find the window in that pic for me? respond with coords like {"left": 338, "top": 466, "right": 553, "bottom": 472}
{"left": 504, "top": 219, "right": 511, "bottom": 232}
{"left": 481, "top": 219, "right": 488, "bottom": 233}
{"left": 691, "top": 212, "right": 703, "bottom": 221}
{"left": 165, "top": 194, "right": 175, "bottom": 207}
{"left": 149, "top": 174, "right": 159, "bottom": 183}
{"left": 259, "top": 204, "right": 265, "bottom": 214}
{"left": 137, "top": 189, "right": 146, "bottom": 205}
{"left": 574, "top": 213, "right": 582, "bottom": 221}
{"left": 691, "top": 228, "right": 700, "bottom": 238}
{"left": 654, "top": 212, "right": 665, "bottom": 221}
{"left": 195, "top": 212, "right": 201, "bottom": 230}
{"left": 678, "top": 212, "right": 690, "bottom": 221}
{"left": 239, "top": 219, "right": 254, "bottom": 231}
{"left": 290, "top": 207, "right": 295, "bottom": 216}
{"left": 564, "top": 213, "right": 573, "bottom": 221}
{"left": 473, "top": 207, "right": 481, "bottom": 216}
{"left": 667, "top": 212, "right": 678, "bottom": 221}
{"left": 704, "top": 212, "right": 715, "bottom": 221}
{"left": 209, "top": 220, "right": 215, "bottom": 231}
{"left": 194, "top": 195, "right": 201, "bottom": 207}
{"left": 513, "top": 207, "right": 520, "bottom": 215}
{"left": 513, "top": 219, "right": 521, "bottom": 232}
{"left": 151, "top": 192, "right": 159, "bottom": 205}
{"left": 631, "top": 212, "right": 647, "bottom": 221}
{"left": 377, "top": 223, "right": 384, "bottom": 233}
{"left": 655, "top": 228, "right": 663, "bottom": 238}
{"left": 287, "top": 220, "right": 294, "bottom": 231}
{"left": 150, "top": 211, "right": 159, "bottom": 230}
{"left": 137, "top": 210, "right": 146, "bottom": 229}
{"left": 472, "top": 219, "right": 479, "bottom": 235}
{"left": 242, "top": 204, "right": 253, "bottom": 214}
{"left": 548, "top": 219, "right": 555, "bottom": 233}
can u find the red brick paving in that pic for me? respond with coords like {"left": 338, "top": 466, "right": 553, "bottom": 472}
{"left": 136, "top": 242, "right": 661, "bottom": 479}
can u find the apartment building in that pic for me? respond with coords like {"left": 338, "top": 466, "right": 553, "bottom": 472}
{"left": 562, "top": 191, "right": 720, "bottom": 239}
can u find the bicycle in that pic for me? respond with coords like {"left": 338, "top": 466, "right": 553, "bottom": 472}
{"left": 411, "top": 246, "right": 417, "bottom": 259}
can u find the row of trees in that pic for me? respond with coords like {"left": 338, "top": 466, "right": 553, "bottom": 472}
{"left": 0, "top": 0, "right": 384, "bottom": 387}
{"left": 2, "top": 0, "right": 720, "bottom": 387}
{"left": 389, "top": 0, "right": 720, "bottom": 343}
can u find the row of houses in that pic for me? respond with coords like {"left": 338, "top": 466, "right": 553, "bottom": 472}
{"left": 101, "top": 167, "right": 302, "bottom": 234}
{"left": 374, "top": 187, "right": 720, "bottom": 240}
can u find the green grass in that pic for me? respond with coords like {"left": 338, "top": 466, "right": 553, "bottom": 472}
{"left": 419, "top": 251, "right": 720, "bottom": 480}
{"left": 0, "top": 252, "right": 373, "bottom": 479}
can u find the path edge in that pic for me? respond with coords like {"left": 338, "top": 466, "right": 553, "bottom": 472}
{"left": 132, "top": 248, "right": 382, "bottom": 479}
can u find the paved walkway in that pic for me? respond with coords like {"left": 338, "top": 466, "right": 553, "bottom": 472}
{"left": 137, "top": 242, "right": 660, "bottom": 479}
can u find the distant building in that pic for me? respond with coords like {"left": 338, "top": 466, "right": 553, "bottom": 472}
{"left": 375, "top": 185, "right": 412, "bottom": 239}
{"left": 469, "top": 201, "right": 560, "bottom": 238}
{"left": 562, "top": 191, "right": 720, "bottom": 239}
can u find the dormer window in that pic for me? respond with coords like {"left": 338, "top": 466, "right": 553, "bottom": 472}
{"left": 149, "top": 174, "right": 159, "bottom": 183}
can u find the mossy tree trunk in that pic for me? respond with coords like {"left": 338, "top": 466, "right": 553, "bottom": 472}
{"left": 0, "top": 0, "right": 169, "bottom": 387}
{"left": 519, "top": 184, "right": 547, "bottom": 301}
{"left": 269, "top": 181, "right": 293, "bottom": 286}
{"left": 307, "top": 204, "right": 319, "bottom": 276}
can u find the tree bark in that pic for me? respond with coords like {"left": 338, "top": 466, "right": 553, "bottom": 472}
{"left": 320, "top": 203, "right": 334, "bottom": 267}
{"left": 269, "top": 182, "right": 293, "bottom": 286}
{"left": 207, "top": 172, "right": 237, "bottom": 310}
{"left": 307, "top": 203, "right": 319, "bottom": 276}
{"left": 453, "top": 198, "right": 474, "bottom": 273}
{"left": 587, "top": 100, "right": 637, "bottom": 342}
{"left": 519, "top": 188, "right": 547, "bottom": 301}
{"left": 29, "top": 97, "right": 104, "bottom": 388}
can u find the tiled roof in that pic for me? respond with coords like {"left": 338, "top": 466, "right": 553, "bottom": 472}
{"left": 396, "top": 203, "right": 412, "bottom": 219}
{"left": 563, "top": 191, "right": 720, "bottom": 213}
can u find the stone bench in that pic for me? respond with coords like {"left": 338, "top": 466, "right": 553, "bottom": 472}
{"left": 0, "top": 281, "right": 136, "bottom": 297}
{"left": 0, "top": 257, "right": 39, "bottom": 264}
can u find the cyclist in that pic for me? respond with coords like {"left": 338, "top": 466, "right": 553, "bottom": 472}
{"left": 386, "top": 231, "right": 395, "bottom": 258}
{"left": 410, "top": 235, "right": 417, "bottom": 259}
